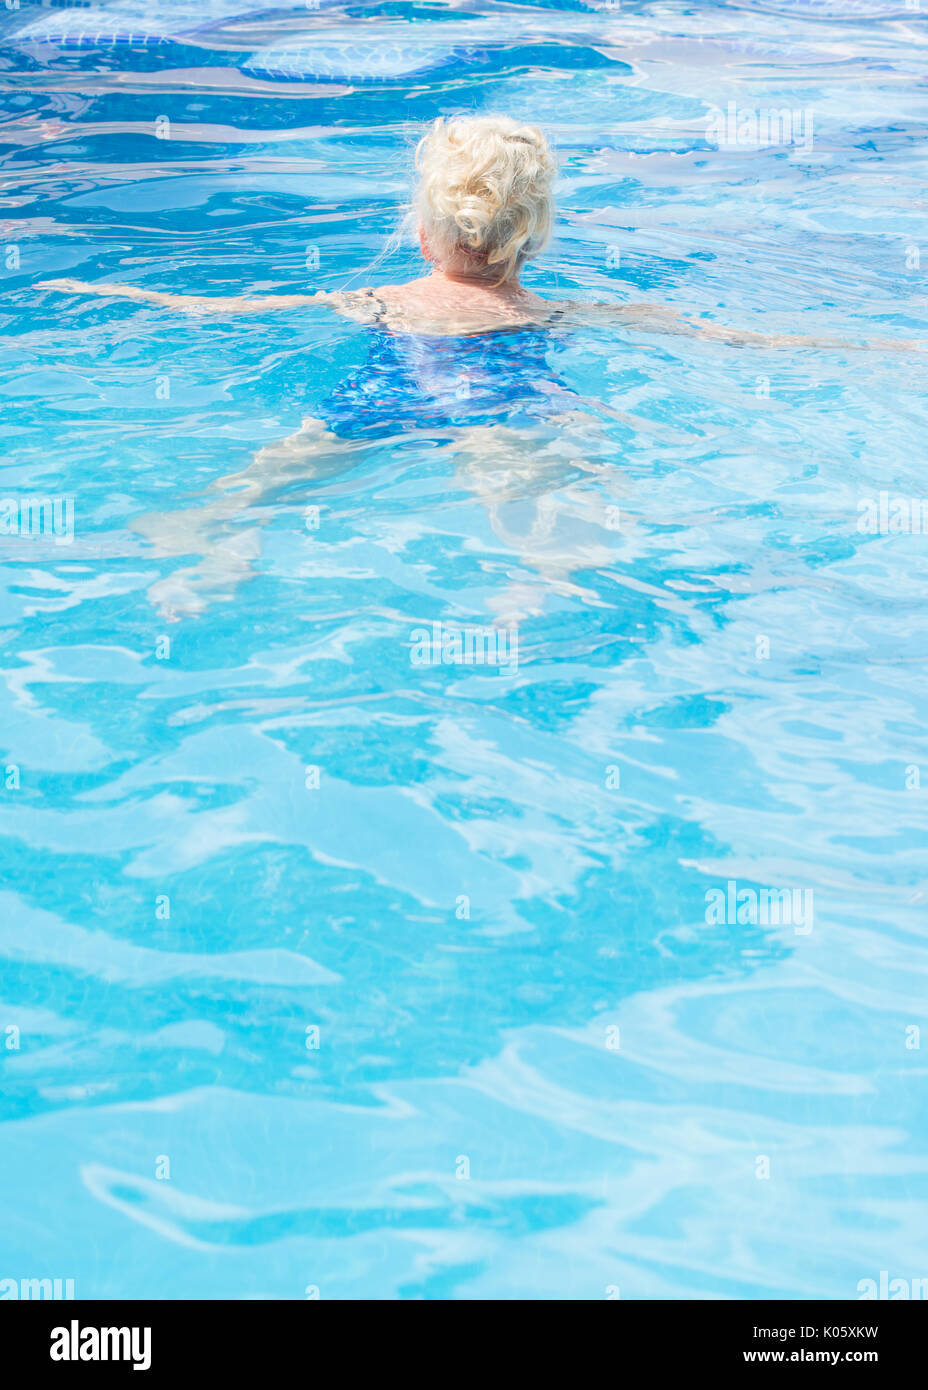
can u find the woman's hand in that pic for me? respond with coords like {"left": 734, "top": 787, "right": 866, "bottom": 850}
{"left": 37, "top": 278, "right": 96, "bottom": 295}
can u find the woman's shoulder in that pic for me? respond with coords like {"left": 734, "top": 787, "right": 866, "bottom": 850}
{"left": 323, "top": 282, "right": 429, "bottom": 327}
{"left": 333, "top": 280, "right": 563, "bottom": 337}
{"left": 321, "top": 287, "right": 389, "bottom": 323}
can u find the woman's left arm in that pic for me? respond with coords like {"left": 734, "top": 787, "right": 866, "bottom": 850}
{"left": 37, "top": 278, "right": 333, "bottom": 315}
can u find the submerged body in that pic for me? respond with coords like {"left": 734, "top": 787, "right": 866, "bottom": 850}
{"left": 318, "top": 299, "right": 570, "bottom": 440}
{"left": 34, "top": 114, "right": 924, "bottom": 616}
{"left": 34, "top": 268, "right": 924, "bottom": 620}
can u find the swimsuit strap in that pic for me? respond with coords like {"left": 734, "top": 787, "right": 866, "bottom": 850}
{"left": 364, "top": 288, "right": 390, "bottom": 325}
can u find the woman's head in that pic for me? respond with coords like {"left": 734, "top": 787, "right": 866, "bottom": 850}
{"left": 415, "top": 116, "right": 556, "bottom": 285}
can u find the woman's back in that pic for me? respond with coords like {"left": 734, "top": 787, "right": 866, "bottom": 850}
{"left": 319, "top": 315, "right": 568, "bottom": 440}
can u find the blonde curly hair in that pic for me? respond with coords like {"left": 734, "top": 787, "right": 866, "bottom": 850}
{"left": 415, "top": 115, "right": 556, "bottom": 285}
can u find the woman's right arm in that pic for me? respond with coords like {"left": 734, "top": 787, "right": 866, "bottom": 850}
{"left": 567, "top": 299, "right": 925, "bottom": 353}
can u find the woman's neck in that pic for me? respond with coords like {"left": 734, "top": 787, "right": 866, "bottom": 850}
{"left": 428, "top": 264, "right": 523, "bottom": 294}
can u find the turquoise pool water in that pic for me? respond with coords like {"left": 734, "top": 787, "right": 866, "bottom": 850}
{"left": 1, "top": 0, "right": 927, "bottom": 1300}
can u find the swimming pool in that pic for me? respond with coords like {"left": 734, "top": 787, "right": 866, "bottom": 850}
{"left": 1, "top": 0, "right": 927, "bottom": 1301}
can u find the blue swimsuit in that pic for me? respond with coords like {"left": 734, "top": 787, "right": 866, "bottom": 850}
{"left": 318, "top": 299, "right": 570, "bottom": 441}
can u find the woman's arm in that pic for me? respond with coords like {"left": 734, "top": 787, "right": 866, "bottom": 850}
{"left": 37, "top": 278, "right": 333, "bottom": 316}
{"left": 570, "top": 300, "right": 925, "bottom": 353}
